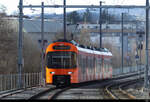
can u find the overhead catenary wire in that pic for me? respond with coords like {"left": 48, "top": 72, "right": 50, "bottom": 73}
{"left": 49, "top": 0, "right": 56, "bottom": 14}
{"left": 121, "top": 0, "right": 126, "bottom": 5}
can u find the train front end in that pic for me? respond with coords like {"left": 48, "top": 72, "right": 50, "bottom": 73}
{"left": 45, "top": 40, "right": 78, "bottom": 87}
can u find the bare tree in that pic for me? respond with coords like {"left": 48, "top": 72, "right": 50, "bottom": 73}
{"left": 0, "top": 13, "right": 41, "bottom": 74}
{"left": 74, "top": 29, "right": 91, "bottom": 46}
{"left": 52, "top": 28, "right": 92, "bottom": 47}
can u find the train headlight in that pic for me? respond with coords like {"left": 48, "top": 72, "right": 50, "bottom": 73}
{"left": 50, "top": 72, "right": 55, "bottom": 74}
{"left": 68, "top": 72, "right": 73, "bottom": 74}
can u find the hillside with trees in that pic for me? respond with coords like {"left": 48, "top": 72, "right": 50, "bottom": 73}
{"left": 67, "top": 8, "right": 117, "bottom": 24}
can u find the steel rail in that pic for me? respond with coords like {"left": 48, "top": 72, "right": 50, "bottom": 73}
{"left": 105, "top": 84, "right": 118, "bottom": 99}
{"left": 29, "top": 87, "right": 56, "bottom": 99}
{"left": 119, "top": 87, "right": 136, "bottom": 99}
{"left": 105, "top": 79, "right": 141, "bottom": 99}
{"left": 105, "top": 71, "right": 145, "bottom": 99}
{"left": 118, "top": 78, "right": 144, "bottom": 99}
{"left": 0, "top": 87, "right": 38, "bottom": 99}
{"left": 48, "top": 87, "right": 71, "bottom": 100}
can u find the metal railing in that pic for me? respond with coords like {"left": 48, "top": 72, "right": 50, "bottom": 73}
{"left": 0, "top": 67, "right": 145, "bottom": 92}
{"left": 112, "top": 65, "right": 145, "bottom": 77}
{"left": 0, "top": 72, "right": 42, "bottom": 92}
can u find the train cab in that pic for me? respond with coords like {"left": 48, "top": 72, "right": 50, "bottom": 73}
{"left": 45, "top": 39, "right": 78, "bottom": 87}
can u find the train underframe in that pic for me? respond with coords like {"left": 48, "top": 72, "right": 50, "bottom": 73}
{"left": 52, "top": 75, "right": 71, "bottom": 87}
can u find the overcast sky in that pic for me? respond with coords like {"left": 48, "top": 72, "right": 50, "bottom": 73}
{"left": 0, "top": 0, "right": 147, "bottom": 15}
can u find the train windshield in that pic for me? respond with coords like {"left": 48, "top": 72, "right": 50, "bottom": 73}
{"left": 46, "top": 51, "right": 77, "bottom": 68}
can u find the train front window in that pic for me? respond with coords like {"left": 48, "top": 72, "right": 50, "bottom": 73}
{"left": 46, "top": 52, "right": 77, "bottom": 68}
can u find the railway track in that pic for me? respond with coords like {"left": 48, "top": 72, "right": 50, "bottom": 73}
{"left": 48, "top": 87, "right": 71, "bottom": 99}
{"left": 38, "top": 80, "right": 142, "bottom": 99}
{"left": 28, "top": 72, "right": 145, "bottom": 100}
{"left": 47, "top": 78, "right": 141, "bottom": 100}
{"left": 0, "top": 71, "right": 144, "bottom": 100}
{"left": 105, "top": 78, "right": 144, "bottom": 99}
{"left": 29, "top": 79, "right": 113, "bottom": 99}
{"left": 30, "top": 86, "right": 72, "bottom": 100}
{"left": 0, "top": 86, "right": 53, "bottom": 100}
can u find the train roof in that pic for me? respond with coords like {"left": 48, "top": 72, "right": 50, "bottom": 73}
{"left": 53, "top": 39, "right": 112, "bottom": 56}
{"left": 76, "top": 46, "right": 112, "bottom": 56}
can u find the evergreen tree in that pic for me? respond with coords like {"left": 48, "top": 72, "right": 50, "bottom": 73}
{"left": 67, "top": 11, "right": 81, "bottom": 24}
{"left": 99, "top": 9, "right": 116, "bottom": 24}
{"left": 83, "top": 8, "right": 92, "bottom": 23}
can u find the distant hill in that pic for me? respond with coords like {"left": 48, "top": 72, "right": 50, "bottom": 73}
{"left": 28, "top": 13, "right": 63, "bottom": 19}
{"left": 27, "top": 8, "right": 144, "bottom": 23}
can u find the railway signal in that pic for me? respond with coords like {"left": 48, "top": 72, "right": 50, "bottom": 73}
{"left": 135, "top": 54, "right": 139, "bottom": 61}
{"left": 136, "top": 31, "right": 144, "bottom": 82}
{"left": 137, "top": 31, "right": 144, "bottom": 50}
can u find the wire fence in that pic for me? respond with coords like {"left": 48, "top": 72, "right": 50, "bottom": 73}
{"left": 0, "top": 72, "right": 42, "bottom": 92}
{"left": 0, "top": 67, "right": 144, "bottom": 92}
{"left": 112, "top": 65, "right": 145, "bottom": 77}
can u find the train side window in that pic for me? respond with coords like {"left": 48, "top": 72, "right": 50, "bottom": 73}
{"left": 91, "top": 56, "right": 93, "bottom": 68}
{"left": 94, "top": 57, "right": 96, "bottom": 68}
{"left": 95, "top": 57, "right": 97, "bottom": 69}
{"left": 81, "top": 55, "right": 84, "bottom": 71}
{"left": 78, "top": 54, "right": 80, "bottom": 67}
{"left": 86, "top": 56, "right": 88, "bottom": 69}
{"left": 80, "top": 54, "right": 82, "bottom": 69}
{"left": 88, "top": 56, "right": 90, "bottom": 72}
{"left": 104, "top": 58, "right": 107, "bottom": 71}
{"left": 104, "top": 57, "right": 111, "bottom": 72}
{"left": 87, "top": 56, "right": 89, "bottom": 69}
{"left": 97, "top": 57, "right": 102, "bottom": 68}
{"left": 84, "top": 56, "right": 86, "bottom": 73}
{"left": 89, "top": 57, "right": 91, "bottom": 69}
{"left": 90, "top": 57, "right": 92, "bottom": 69}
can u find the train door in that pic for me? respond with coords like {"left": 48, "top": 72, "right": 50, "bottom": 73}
{"left": 96, "top": 56, "right": 102, "bottom": 79}
{"left": 82, "top": 55, "right": 86, "bottom": 82}
{"left": 101, "top": 56, "right": 104, "bottom": 79}
{"left": 103, "top": 56, "right": 112, "bottom": 78}
{"left": 93, "top": 57, "right": 96, "bottom": 80}
{"left": 78, "top": 53, "right": 82, "bottom": 82}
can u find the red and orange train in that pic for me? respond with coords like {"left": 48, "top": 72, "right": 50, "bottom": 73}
{"left": 45, "top": 39, "right": 112, "bottom": 87}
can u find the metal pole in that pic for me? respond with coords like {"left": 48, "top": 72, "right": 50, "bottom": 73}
{"left": 18, "top": 0, "right": 23, "bottom": 88}
{"left": 64, "top": 0, "right": 66, "bottom": 40}
{"left": 140, "top": 39, "right": 142, "bottom": 79}
{"left": 41, "top": 2, "right": 45, "bottom": 86}
{"left": 99, "top": 1, "right": 102, "bottom": 48}
{"left": 144, "top": 0, "right": 149, "bottom": 89}
{"left": 121, "top": 13, "right": 124, "bottom": 74}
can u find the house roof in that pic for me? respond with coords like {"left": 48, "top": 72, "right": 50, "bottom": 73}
{"left": 23, "top": 19, "right": 63, "bottom": 33}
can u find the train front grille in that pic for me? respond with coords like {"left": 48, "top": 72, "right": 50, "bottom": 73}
{"left": 53, "top": 75, "right": 71, "bottom": 85}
